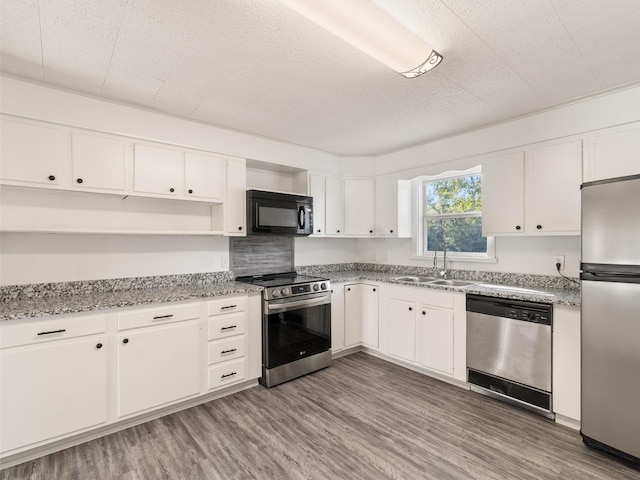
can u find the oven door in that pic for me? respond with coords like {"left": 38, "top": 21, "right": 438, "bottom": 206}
{"left": 263, "top": 293, "right": 331, "bottom": 369}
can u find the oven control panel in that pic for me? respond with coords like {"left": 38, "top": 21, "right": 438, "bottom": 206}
{"left": 266, "top": 280, "right": 330, "bottom": 300}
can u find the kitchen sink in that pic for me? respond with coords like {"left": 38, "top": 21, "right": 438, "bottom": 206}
{"left": 427, "top": 279, "right": 478, "bottom": 287}
{"left": 391, "top": 276, "right": 437, "bottom": 283}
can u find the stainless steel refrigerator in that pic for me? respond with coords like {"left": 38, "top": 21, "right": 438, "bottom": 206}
{"left": 581, "top": 174, "right": 640, "bottom": 464}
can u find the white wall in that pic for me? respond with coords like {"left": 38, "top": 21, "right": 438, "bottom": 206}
{"left": 0, "top": 233, "right": 229, "bottom": 285}
{"left": 294, "top": 237, "right": 359, "bottom": 266}
{"left": 376, "top": 84, "right": 640, "bottom": 175}
{"left": 358, "top": 236, "right": 581, "bottom": 278}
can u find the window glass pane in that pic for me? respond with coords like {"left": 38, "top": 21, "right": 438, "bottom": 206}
{"left": 425, "top": 217, "right": 487, "bottom": 253}
{"left": 425, "top": 175, "right": 482, "bottom": 215}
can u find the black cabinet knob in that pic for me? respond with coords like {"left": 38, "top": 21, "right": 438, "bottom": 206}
{"left": 515, "top": 225, "right": 521, "bottom": 230}
{"left": 422, "top": 311, "right": 426, "bottom": 315}
{"left": 409, "top": 307, "right": 413, "bottom": 311}
{"left": 536, "top": 224, "right": 542, "bottom": 230}
{"left": 337, "top": 230, "right": 340, "bottom": 233}
{"left": 96, "top": 343, "right": 103, "bottom": 349}
{"left": 76, "top": 178, "right": 83, "bottom": 184}
{"left": 238, "top": 226, "right": 243, "bottom": 231}
{"left": 369, "top": 230, "right": 373, "bottom": 233}
{"left": 373, "top": 288, "right": 376, "bottom": 292}
{"left": 347, "top": 288, "right": 351, "bottom": 291}
{"left": 390, "top": 230, "right": 394, "bottom": 233}
{"left": 169, "top": 187, "right": 175, "bottom": 193}
{"left": 122, "top": 338, "right": 129, "bottom": 344}
{"left": 48, "top": 175, "right": 56, "bottom": 181}
{"left": 188, "top": 189, "right": 193, "bottom": 194}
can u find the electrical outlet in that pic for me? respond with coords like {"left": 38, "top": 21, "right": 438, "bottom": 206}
{"left": 553, "top": 255, "right": 565, "bottom": 271}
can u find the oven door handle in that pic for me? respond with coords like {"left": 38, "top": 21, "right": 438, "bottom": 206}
{"left": 267, "top": 295, "right": 330, "bottom": 313}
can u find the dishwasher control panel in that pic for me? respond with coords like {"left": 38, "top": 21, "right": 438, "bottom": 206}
{"left": 467, "top": 294, "right": 552, "bottom": 326}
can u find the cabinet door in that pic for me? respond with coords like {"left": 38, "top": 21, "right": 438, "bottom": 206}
{"left": 184, "top": 152, "right": 224, "bottom": 201}
{"left": 482, "top": 151, "right": 525, "bottom": 235}
{"left": 325, "top": 176, "right": 344, "bottom": 235}
{"left": 118, "top": 321, "right": 200, "bottom": 417}
{"left": 330, "top": 283, "right": 345, "bottom": 352}
{"left": 588, "top": 123, "right": 640, "bottom": 181}
{"left": 375, "top": 176, "right": 396, "bottom": 236}
{"left": 344, "top": 178, "right": 375, "bottom": 236}
{"left": 387, "top": 297, "right": 416, "bottom": 361}
{"left": 1, "top": 118, "right": 63, "bottom": 186}
{"left": 71, "top": 132, "right": 127, "bottom": 192}
{"left": 1, "top": 338, "right": 107, "bottom": 453}
{"left": 225, "top": 157, "right": 246, "bottom": 235}
{"left": 418, "top": 307, "right": 454, "bottom": 375}
{"left": 309, "top": 173, "right": 326, "bottom": 235}
{"left": 529, "top": 140, "right": 582, "bottom": 234}
{"left": 344, "top": 284, "right": 362, "bottom": 347}
{"left": 133, "top": 144, "right": 181, "bottom": 196}
{"left": 553, "top": 305, "right": 581, "bottom": 421}
{"left": 361, "top": 284, "right": 379, "bottom": 348}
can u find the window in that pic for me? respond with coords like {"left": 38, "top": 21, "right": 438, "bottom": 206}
{"left": 416, "top": 166, "right": 494, "bottom": 261}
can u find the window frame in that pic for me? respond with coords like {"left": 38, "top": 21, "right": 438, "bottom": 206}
{"left": 412, "top": 166, "right": 496, "bottom": 263}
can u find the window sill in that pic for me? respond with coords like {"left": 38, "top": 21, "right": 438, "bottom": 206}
{"left": 410, "top": 254, "right": 498, "bottom": 264}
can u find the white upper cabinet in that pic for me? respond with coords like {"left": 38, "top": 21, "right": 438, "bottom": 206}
{"left": 309, "top": 173, "right": 326, "bottom": 235}
{"left": 482, "top": 151, "right": 526, "bottom": 235}
{"left": 184, "top": 152, "right": 224, "bottom": 201}
{"left": 133, "top": 143, "right": 182, "bottom": 197}
{"left": 585, "top": 123, "right": 640, "bottom": 182}
{"left": 1, "top": 118, "right": 63, "bottom": 187}
{"left": 482, "top": 139, "right": 582, "bottom": 236}
{"left": 71, "top": 132, "right": 127, "bottom": 192}
{"left": 325, "top": 175, "right": 344, "bottom": 236}
{"left": 528, "top": 140, "right": 582, "bottom": 234}
{"left": 224, "top": 157, "right": 246, "bottom": 236}
{"left": 344, "top": 178, "right": 375, "bottom": 236}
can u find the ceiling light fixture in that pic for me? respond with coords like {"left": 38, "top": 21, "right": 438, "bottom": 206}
{"left": 281, "top": 0, "right": 442, "bottom": 78}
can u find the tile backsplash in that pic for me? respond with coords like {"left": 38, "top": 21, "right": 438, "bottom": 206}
{"left": 230, "top": 236, "right": 294, "bottom": 277}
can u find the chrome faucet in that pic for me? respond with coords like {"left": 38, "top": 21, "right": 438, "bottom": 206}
{"left": 432, "top": 224, "right": 448, "bottom": 279}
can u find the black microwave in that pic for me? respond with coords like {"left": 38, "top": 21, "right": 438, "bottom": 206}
{"left": 246, "top": 190, "right": 313, "bottom": 236}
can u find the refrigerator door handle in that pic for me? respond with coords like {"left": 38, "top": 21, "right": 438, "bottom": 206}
{"left": 581, "top": 271, "right": 640, "bottom": 284}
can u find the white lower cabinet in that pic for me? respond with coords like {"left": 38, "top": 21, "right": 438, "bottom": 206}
{"left": 330, "top": 282, "right": 346, "bottom": 353}
{"left": 117, "top": 319, "right": 200, "bottom": 417}
{"left": 552, "top": 305, "right": 581, "bottom": 425}
{"left": 206, "top": 296, "right": 249, "bottom": 390}
{"left": 0, "top": 314, "right": 108, "bottom": 454}
{"left": 0, "top": 293, "right": 262, "bottom": 464}
{"left": 380, "top": 285, "right": 465, "bottom": 382}
{"left": 344, "top": 283, "right": 379, "bottom": 348}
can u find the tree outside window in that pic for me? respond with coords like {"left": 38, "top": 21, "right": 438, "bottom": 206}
{"left": 421, "top": 173, "right": 487, "bottom": 256}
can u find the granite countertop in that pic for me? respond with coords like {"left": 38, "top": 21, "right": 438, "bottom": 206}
{"left": 314, "top": 270, "right": 580, "bottom": 307}
{"left": 1, "top": 281, "right": 262, "bottom": 322}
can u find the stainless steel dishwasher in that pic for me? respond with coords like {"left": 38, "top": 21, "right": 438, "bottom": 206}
{"left": 466, "top": 294, "right": 553, "bottom": 418}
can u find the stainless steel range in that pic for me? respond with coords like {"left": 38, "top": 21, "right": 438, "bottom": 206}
{"left": 238, "top": 273, "right": 331, "bottom": 387}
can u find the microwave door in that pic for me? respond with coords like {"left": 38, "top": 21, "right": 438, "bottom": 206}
{"left": 256, "top": 202, "right": 298, "bottom": 232}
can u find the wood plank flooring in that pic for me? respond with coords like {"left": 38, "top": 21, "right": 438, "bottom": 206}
{"left": 2, "top": 352, "right": 639, "bottom": 480}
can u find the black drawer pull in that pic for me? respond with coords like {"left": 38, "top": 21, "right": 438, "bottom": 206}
{"left": 221, "top": 325, "right": 237, "bottom": 331}
{"left": 409, "top": 307, "right": 413, "bottom": 311}
{"left": 96, "top": 343, "right": 103, "bottom": 349}
{"left": 48, "top": 175, "right": 56, "bottom": 181}
{"left": 220, "top": 305, "right": 237, "bottom": 310}
{"left": 153, "top": 314, "right": 173, "bottom": 320}
{"left": 122, "top": 338, "right": 129, "bottom": 344}
{"left": 37, "top": 329, "right": 66, "bottom": 336}
{"left": 221, "top": 372, "right": 237, "bottom": 379}
{"left": 188, "top": 189, "right": 193, "bottom": 194}
{"left": 221, "top": 348, "right": 237, "bottom": 354}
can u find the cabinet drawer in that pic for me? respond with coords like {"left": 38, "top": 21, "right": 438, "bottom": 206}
{"left": 207, "top": 312, "right": 246, "bottom": 340}
{"left": 118, "top": 303, "right": 200, "bottom": 331}
{"left": 417, "top": 290, "right": 454, "bottom": 309}
{"left": 208, "top": 336, "right": 245, "bottom": 365}
{"left": 1, "top": 314, "right": 107, "bottom": 349}
{"left": 208, "top": 359, "right": 246, "bottom": 390}
{"left": 207, "top": 296, "right": 247, "bottom": 316}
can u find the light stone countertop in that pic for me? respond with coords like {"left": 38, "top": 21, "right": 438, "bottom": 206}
{"left": 0, "top": 281, "right": 263, "bottom": 321}
{"left": 314, "top": 270, "right": 580, "bottom": 307}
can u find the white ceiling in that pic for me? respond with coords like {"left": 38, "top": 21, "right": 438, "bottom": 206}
{"left": 2, "top": 0, "right": 639, "bottom": 156}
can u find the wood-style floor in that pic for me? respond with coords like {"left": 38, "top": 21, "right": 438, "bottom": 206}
{"left": 2, "top": 352, "right": 639, "bottom": 480}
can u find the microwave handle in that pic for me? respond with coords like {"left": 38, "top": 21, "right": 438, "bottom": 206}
{"left": 298, "top": 206, "right": 305, "bottom": 229}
